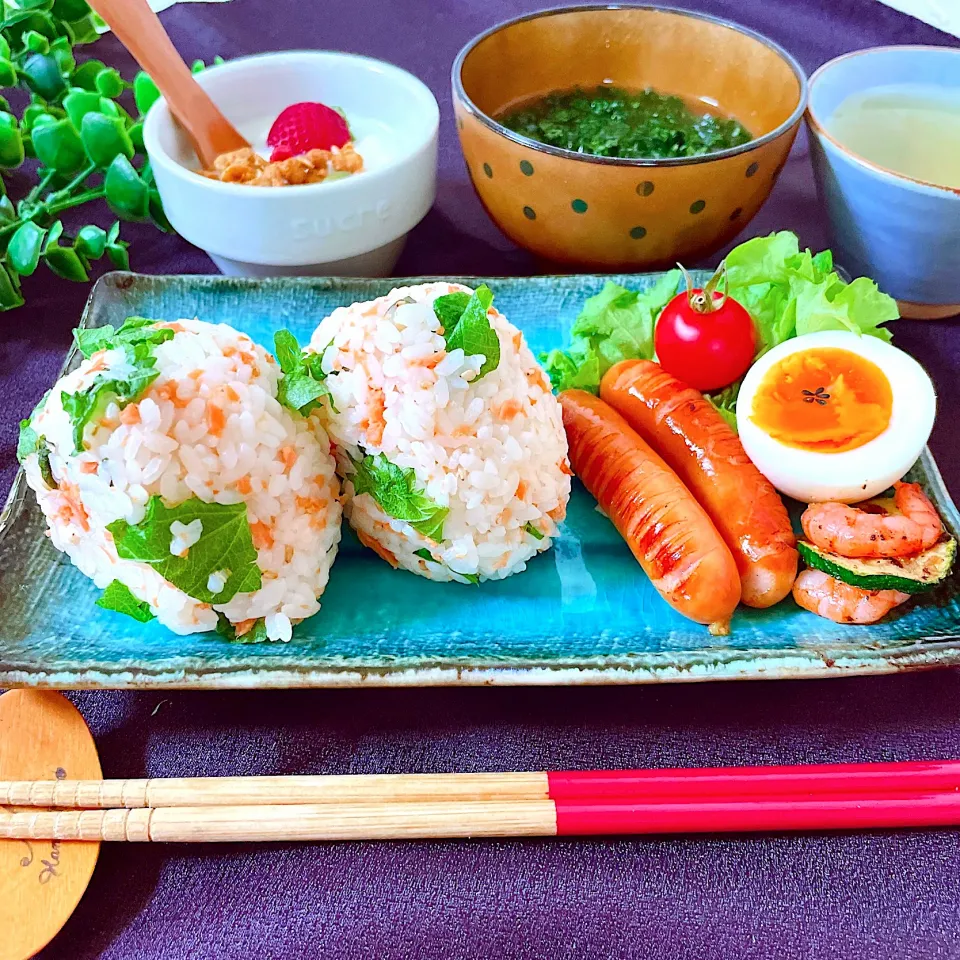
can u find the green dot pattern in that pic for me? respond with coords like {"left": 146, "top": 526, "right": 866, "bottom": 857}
{"left": 636, "top": 181, "right": 655, "bottom": 197}
{"left": 571, "top": 199, "right": 588, "bottom": 214}
{"left": 482, "top": 163, "right": 493, "bottom": 178}
{"left": 690, "top": 199, "right": 706, "bottom": 214}
{"left": 523, "top": 205, "right": 536, "bottom": 220}
{"left": 729, "top": 207, "right": 743, "bottom": 221}
{"left": 629, "top": 226, "right": 647, "bottom": 240}
{"left": 746, "top": 162, "right": 759, "bottom": 178}
{"left": 520, "top": 160, "right": 534, "bottom": 176}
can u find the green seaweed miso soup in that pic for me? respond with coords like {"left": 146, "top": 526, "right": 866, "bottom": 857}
{"left": 498, "top": 84, "right": 753, "bottom": 160}
{"left": 826, "top": 84, "right": 960, "bottom": 189}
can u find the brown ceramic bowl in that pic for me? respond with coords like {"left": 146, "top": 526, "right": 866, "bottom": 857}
{"left": 452, "top": 5, "right": 807, "bottom": 269}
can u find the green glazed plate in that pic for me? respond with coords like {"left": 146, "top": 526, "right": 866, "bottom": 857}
{"left": 2, "top": 271, "right": 959, "bottom": 690}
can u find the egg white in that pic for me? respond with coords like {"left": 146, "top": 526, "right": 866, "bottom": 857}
{"left": 736, "top": 331, "right": 936, "bottom": 503}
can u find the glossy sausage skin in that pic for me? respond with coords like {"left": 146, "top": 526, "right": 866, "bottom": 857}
{"left": 600, "top": 359, "right": 798, "bottom": 608}
{"left": 560, "top": 389, "right": 741, "bottom": 631}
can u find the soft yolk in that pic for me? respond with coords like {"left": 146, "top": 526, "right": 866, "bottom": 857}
{"left": 751, "top": 347, "right": 893, "bottom": 452}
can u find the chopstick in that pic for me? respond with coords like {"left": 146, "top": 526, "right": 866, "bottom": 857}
{"left": 4, "top": 792, "right": 960, "bottom": 842}
{"left": 3, "top": 760, "right": 960, "bottom": 809}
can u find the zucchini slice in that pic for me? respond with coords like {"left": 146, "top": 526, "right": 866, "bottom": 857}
{"left": 798, "top": 538, "right": 957, "bottom": 595}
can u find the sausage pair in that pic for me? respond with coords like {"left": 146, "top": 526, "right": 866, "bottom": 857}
{"left": 560, "top": 359, "right": 798, "bottom": 631}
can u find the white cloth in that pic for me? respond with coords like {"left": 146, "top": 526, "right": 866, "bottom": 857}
{"left": 876, "top": 0, "right": 960, "bottom": 38}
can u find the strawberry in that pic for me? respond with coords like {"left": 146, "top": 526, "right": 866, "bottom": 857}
{"left": 266, "top": 102, "right": 351, "bottom": 162}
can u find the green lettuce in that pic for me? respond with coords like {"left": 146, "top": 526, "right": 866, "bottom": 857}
{"left": 542, "top": 271, "right": 681, "bottom": 394}
{"left": 541, "top": 231, "right": 899, "bottom": 425}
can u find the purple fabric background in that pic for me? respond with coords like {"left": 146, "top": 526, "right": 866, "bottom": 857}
{"left": 0, "top": 1, "right": 957, "bottom": 957}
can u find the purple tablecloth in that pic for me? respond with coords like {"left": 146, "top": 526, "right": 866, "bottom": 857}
{"left": 1, "top": 1, "right": 959, "bottom": 957}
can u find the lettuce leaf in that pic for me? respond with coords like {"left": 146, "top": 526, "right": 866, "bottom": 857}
{"left": 542, "top": 232, "right": 899, "bottom": 427}
{"left": 542, "top": 271, "right": 681, "bottom": 394}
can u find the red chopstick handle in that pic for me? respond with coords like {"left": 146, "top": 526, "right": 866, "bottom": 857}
{"left": 547, "top": 760, "right": 960, "bottom": 801}
{"left": 555, "top": 793, "right": 960, "bottom": 836}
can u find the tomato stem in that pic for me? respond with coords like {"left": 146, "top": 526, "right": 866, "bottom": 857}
{"left": 677, "top": 260, "right": 729, "bottom": 315}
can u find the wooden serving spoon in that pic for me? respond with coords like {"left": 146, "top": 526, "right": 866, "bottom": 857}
{"left": 0, "top": 690, "right": 102, "bottom": 960}
{"left": 86, "top": 0, "right": 248, "bottom": 167}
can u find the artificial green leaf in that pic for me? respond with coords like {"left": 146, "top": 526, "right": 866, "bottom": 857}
{"left": 63, "top": 87, "right": 101, "bottom": 129}
{"left": 0, "top": 195, "right": 16, "bottom": 222}
{"left": 31, "top": 117, "right": 85, "bottom": 171}
{"left": 7, "top": 220, "right": 46, "bottom": 275}
{"left": 65, "top": 13, "right": 100, "bottom": 44}
{"left": 52, "top": 0, "right": 92, "bottom": 21}
{"left": 215, "top": 614, "right": 270, "bottom": 644}
{"left": 525, "top": 522, "right": 545, "bottom": 540}
{"left": 128, "top": 118, "right": 144, "bottom": 152}
{"left": 106, "top": 240, "right": 129, "bottom": 270}
{"left": 48, "top": 34, "right": 74, "bottom": 73}
{"left": 80, "top": 110, "right": 133, "bottom": 166}
{"left": 0, "top": 36, "right": 8, "bottom": 60}
{"left": 21, "top": 103, "right": 50, "bottom": 131}
{"left": 94, "top": 65, "right": 122, "bottom": 98}
{"left": 20, "top": 51, "right": 67, "bottom": 100}
{"left": 0, "top": 58, "right": 17, "bottom": 88}
{"left": 104, "top": 153, "right": 148, "bottom": 220}
{"left": 23, "top": 29, "right": 50, "bottom": 54}
{"left": 438, "top": 284, "right": 500, "bottom": 379}
{"left": 0, "top": 262, "right": 24, "bottom": 309}
{"left": 132, "top": 71, "right": 160, "bottom": 116}
{"left": 107, "top": 496, "right": 262, "bottom": 603}
{"left": 95, "top": 580, "right": 155, "bottom": 623}
{"left": 75, "top": 223, "right": 106, "bottom": 259}
{"left": 43, "top": 220, "right": 89, "bottom": 280}
{"left": 70, "top": 57, "right": 106, "bottom": 91}
{"left": 351, "top": 453, "right": 449, "bottom": 540}
{"left": 0, "top": 111, "right": 24, "bottom": 167}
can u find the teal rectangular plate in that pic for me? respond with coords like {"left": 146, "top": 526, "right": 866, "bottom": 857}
{"left": 2, "top": 271, "right": 960, "bottom": 689}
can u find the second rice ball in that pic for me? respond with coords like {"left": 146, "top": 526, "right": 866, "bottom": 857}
{"left": 306, "top": 282, "right": 571, "bottom": 583}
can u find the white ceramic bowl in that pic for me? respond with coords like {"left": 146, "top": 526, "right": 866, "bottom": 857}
{"left": 144, "top": 51, "right": 439, "bottom": 276}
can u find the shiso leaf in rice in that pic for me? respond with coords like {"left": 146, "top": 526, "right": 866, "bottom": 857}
{"left": 414, "top": 548, "right": 434, "bottom": 562}
{"left": 525, "top": 522, "right": 545, "bottom": 541}
{"left": 62, "top": 330, "right": 171, "bottom": 452}
{"left": 95, "top": 580, "right": 155, "bottom": 623}
{"left": 273, "top": 329, "right": 336, "bottom": 415}
{"left": 351, "top": 452, "right": 448, "bottom": 540}
{"left": 107, "top": 496, "right": 262, "bottom": 603}
{"left": 433, "top": 284, "right": 500, "bottom": 380}
{"left": 74, "top": 316, "right": 174, "bottom": 359}
{"left": 215, "top": 614, "right": 269, "bottom": 644}
{"left": 16, "top": 418, "right": 39, "bottom": 463}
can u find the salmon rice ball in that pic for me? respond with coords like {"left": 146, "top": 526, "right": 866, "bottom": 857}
{"left": 17, "top": 318, "right": 341, "bottom": 641}
{"left": 303, "top": 282, "right": 571, "bottom": 583}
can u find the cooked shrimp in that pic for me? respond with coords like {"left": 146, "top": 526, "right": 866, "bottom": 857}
{"left": 802, "top": 482, "right": 942, "bottom": 559}
{"left": 792, "top": 569, "right": 909, "bottom": 624}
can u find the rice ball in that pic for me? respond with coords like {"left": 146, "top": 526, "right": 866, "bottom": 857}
{"left": 18, "top": 318, "right": 341, "bottom": 640}
{"left": 305, "top": 282, "right": 571, "bottom": 583}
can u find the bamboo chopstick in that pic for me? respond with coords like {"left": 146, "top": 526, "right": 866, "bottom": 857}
{"left": 4, "top": 792, "right": 960, "bottom": 843}
{"left": 3, "top": 760, "right": 960, "bottom": 809}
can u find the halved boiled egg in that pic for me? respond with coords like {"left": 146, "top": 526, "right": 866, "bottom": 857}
{"left": 737, "top": 331, "right": 936, "bottom": 503}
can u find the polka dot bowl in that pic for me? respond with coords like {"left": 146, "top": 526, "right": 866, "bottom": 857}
{"left": 452, "top": 5, "right": 806, "bottom": 270}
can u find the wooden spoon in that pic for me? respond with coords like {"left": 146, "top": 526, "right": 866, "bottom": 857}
{"left": 0, "top": 690, "right": 102, "bottom": 960}
{"left": 87, "top": 0, "right": 248, "bottom": 167}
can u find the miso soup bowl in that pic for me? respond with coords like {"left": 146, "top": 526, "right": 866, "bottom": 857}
{"left": 806, "top": 46, "right": 960, "bottom": 319}
{"left": 144, "top": 51, "right": 439, "bottom": 277}
{"left": 452, "top": 4, "right": 807, "bottom": 270}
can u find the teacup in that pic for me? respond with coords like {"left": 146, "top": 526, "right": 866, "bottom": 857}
{"left": 806, "top": 46, "right": 960, "bottom": 319}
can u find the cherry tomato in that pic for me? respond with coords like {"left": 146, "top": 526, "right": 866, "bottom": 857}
{"left": 654, "top": 266, "right": 756, "bottom": 392}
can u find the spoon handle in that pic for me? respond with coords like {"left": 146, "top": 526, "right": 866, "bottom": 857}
{"left": 87, "top": 0, "right": 248, "bottom": 166}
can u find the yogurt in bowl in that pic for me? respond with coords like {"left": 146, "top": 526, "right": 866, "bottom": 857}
{"left": 144, "top": 51, "right": 439, "bottom": 276}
